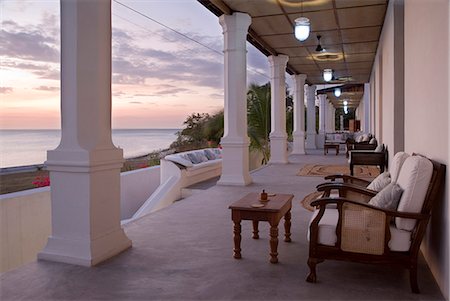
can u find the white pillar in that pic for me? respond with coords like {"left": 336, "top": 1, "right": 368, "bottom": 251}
{"left": 291, "top": 74, "right": 307, "bottom": 155}
{"left": 318, "top": 94, "right": 328, "bottom": 134}
{"left": 326, "top": 101, "right": 334, "bottom": 133}
{"left": 305, "top": 85, "right": 317, "bottom": 149}
{"left": 38, "top": 0, "right": 131, "bottom": 267}
{"left": 268, "top": 55, "right": 289, "bottom": 164}
{"left": 317, "top": 94, "right": 327, "bottom": 148}
{"left": 363, "top": 83, "right": 371, "bottom": 133}
{"left": 217, "top": 13, "right": 252, "bottom": 186}
{"left": 330, "top": 103, "right": 336, "bottom": 132}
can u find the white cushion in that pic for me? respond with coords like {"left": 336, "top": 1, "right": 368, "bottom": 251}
{"left": 368, "top": 183, "right": 403, "bottom": 210}
{"left": 374, "top": 144, "right": 384, "bottom": 152}
{"left": 390, "top": 152, "right": 410, "bottom": 183}
{"left": 395, "top": 156, "right": 433, "bottom": 231}
{"left": 367, "top": 171, "right": 391, "bottom": 192}
{"left": 361, "top": 134, "right": 370, "bottom": 142}
{"left": 369, "top": 137, "right": 377, "bottom": 145}
{"left": 308, "top": 208, "right": 412, "bottom": 252}
{"left": 388, "top": 226, "right": 412, "bottom": 251}
{"left": 188, "top": 159, "right": 220, "bottom": 171}
{"left": 164, "top": 154, "right": 193, "bottom": 167}
{"left": 307, "top": 208, "right": 338, "bottom": 246}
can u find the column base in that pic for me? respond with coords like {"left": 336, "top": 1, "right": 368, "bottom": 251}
{"left": 38, "top": 228, "right": 131, "bottom": 266}
{"left": 291, "top": 131, "right": 306, "bottom": 155}
{"left": 306, "top": 133, "right": 317, "bottom": 149}
{"left": 269, "top": 135, "right": 288, "bottom": 164}
{"left": 316, "top": 133, "right": 325, "bottom": 149}
{"left": 217, "top": 138, "right": 252, "bottom": 186}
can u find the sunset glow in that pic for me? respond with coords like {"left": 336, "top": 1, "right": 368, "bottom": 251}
{"left": 0, "top": 0, "right": 271, "bottom": 129}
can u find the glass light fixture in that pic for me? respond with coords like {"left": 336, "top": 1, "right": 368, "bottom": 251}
{"left": 323, "top": 69, "right": 333, "bottom": 82}
{"left": 344, "top": 105, "right": 348, "bottom": 114}
{"left": 343, "top": 100, "right": 348, "bottom": 106}
{"left": 334, "top": 87, "right": 341, "bottom": 97}
{"left": 294, "top": 17, "right": 310, "bottom": 41}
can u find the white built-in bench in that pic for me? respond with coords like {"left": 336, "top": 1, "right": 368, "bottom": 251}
{"left": 132, "top": 148, "right": 222, "bottom": 219}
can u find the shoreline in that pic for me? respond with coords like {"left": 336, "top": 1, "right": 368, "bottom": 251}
{"left": 0, "top": 148, "right": 174, "bottom": 195}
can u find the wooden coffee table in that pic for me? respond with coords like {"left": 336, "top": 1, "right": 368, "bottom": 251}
{"left": 228, "top": 192, "right": 294, "bottom": 263}
{"left": 324, "top": 143, "right": 339, "bottom": 155}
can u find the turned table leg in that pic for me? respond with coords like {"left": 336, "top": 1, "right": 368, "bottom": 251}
{"left": 284, "top": 211, "right": 292, "bottom": 242}
{"left": 252, "top": 220, "right": 259, "bottom": 239}
{"left": 269, "top": 222, "right": 279, "bottom": 263}
{"left": 233, "top": 220, "right": 242, "bottom": 259}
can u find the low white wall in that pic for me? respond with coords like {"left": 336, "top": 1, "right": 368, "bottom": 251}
{"left": 0, "top": 187, "right": 51, "bottom": 273}
{"left": 120, "top": 166, "right": 160, "bottom": 220}
{"left": 1, "top": 166, "right": 161, "bottom": 272}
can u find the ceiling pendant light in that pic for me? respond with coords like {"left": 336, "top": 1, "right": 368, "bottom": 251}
{"left": 343, "top": 100, "right": 348, "bottom": 106}
{"left": 323, "top": 69, "right": 333, "bottom": 82}
{"left": 294, "top": 17, "right": 310, "bottom": 41}
{"left": 334, "top": 87, "right": 341, "bottom": 97}
{"left": 294, "top": 1, "right": 310, "bottom": 42}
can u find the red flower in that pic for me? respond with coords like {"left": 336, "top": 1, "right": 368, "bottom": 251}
{"left": 32, "top": 176, "right": 50, "bottom": 187}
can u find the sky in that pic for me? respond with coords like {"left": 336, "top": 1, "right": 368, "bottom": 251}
{"left": 0, "top": 0, "right": 273, "bottom": 129}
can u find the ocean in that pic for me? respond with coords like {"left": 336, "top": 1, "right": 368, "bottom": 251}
{"left": 0, "top": 129, "right": 180, "bottom": 168}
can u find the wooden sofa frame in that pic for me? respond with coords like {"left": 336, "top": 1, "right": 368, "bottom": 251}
{"left": 306, "top": 157, "right": 446, "bottom": 293}
{"left": 349, "top": 146, "right": 388, "bottom": 176}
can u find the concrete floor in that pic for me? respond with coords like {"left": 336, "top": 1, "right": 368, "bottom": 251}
{"left": 0, "top": 151, "right": 444, "bottom": 300}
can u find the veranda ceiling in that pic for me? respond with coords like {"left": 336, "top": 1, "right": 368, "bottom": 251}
{"left": 198, "top": 0, "right": 388, "bottom": 85}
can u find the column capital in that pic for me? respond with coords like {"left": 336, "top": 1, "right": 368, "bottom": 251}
{"left": 219, "top": 12, "right": 251, "bottom": 34}
{"left": 268, "top": 54, "right": 289, "bottom": 67}
{"left": 317, "top": 94, "right": 327, "bottom": 102}
{"left": 292, "top": 73, "right": 307, "bottom": 83}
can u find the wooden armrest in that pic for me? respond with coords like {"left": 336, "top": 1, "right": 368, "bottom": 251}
{"left": 311, "top": 197, "right": 429, "bottom": 220}
{"left": 323, "top": 174, "right": 371, "bottom": 185}
{"left": 316, "top": 183, "right": 377, "bottom": 197}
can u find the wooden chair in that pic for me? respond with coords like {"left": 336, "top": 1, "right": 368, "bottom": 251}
{"left": 306, "top": 155, "right": 446, "bottom": 293}
{"left": 320, "top": 151, "right": 410, "bottom": 189}
{"left": 349, "top": 144, "right": 388, "bottom": 176}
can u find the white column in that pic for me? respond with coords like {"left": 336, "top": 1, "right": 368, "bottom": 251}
{"left": 268, "top": 55, "right": 289, "bottom": 164}
{"left": 326, "top": 101, "right": 334, "bottom": 133}
{"left": 217, "top": 13, "right": 252, "bottom": 186}
{"left": 363, "top": 83, "right": 371, "bottom": 133}
{"left": 330, "top": 104, "right": 336, "bottom": 132}
{"left": 318, "top": 94, "right": 327, "bottom": 134}
{"left": 305, "top": 85, "right": 317, "bottom": 149}
{"left": 38, "top": 0, "right": 131, "bottom": 267}
{"left": 291, "top": 74, "right": 307, "bottom": 154}
{"left": 317, "top": 94, "right": 327, "bottom": 148}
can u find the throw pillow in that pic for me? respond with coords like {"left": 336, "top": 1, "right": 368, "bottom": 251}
{"left": 204, "top": 149, "right": 216, "bottom": 160}
{"left": 367, "top": 171, "right": 391, "bottom": 192}
{"left": 369, "top": 137, "right": 377, "bottom": 145}
{"left": 187, "top": 153, "right": 202, "bottom": 164}
{"left": 374, "top": 144, "right": 384, "bottom": 152}
{"left": 369, "top": 183, "right": 403, "bottom": 210}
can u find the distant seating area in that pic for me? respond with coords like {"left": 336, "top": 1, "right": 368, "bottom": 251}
{"left": 348, "top": 143, "right": 387, "bottom": 175}
{"left": 345, "top": 132, "right": 378, "bottom": 157}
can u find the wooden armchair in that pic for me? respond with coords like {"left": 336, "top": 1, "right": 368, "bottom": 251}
{"left": 349, "top": 144, "right": 388, "bottom": 176}
{"left": 345, "top": 134, "right": 376, "bottom": 157}
{"left": 321, "top": 151, "right": 410, "bottom": 188}
{"left": 306, "top": 155, "right": 446, "bottom": 293}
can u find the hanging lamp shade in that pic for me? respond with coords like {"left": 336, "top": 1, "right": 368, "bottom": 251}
{"left": 343, "top": 100, "right": 348, "bottom": 105}
{"left": 323, "top": 69, "right": 333, "bottom": 82}
{"left": 294, "top": 17, "right": 310, "bottom": 41}
{"left": 334, "top": 87, "right": 341, "bottom": 97}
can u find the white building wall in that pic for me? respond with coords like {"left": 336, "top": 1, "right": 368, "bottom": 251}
{"left": 370, "top": 0, "right": 449, "bottom": 298}
{"left": 403, "top": 0, "right": 449, "bottom": 298}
